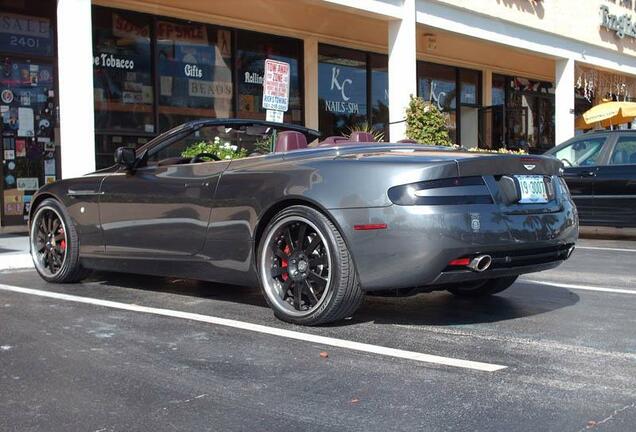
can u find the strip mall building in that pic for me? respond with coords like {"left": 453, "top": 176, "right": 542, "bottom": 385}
{"left": 2, "top": 0, "right": 636, "bottom": 226}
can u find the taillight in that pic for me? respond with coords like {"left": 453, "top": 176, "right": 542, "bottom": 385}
{"left": 387, "top": 176, "right": 492, "bottom": 206}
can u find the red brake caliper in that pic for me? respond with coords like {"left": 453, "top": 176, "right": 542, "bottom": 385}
{"left": 59, "top": 228, "right": 66, "bottom": 251}
{"left": 281, "top": 244, "right": 290, "bottom": 281}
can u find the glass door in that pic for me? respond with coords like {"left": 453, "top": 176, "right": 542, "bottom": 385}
{"left": 479, "top": 105, "right": 504, "bottom": 150}
{"left": 505, "top": 107, "right": 528, "bottom": 152}
{"left": 1, "top": 56, "right": 57, "bottom": 226}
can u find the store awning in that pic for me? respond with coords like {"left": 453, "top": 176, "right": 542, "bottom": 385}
{"left": 576, "top": 101, "right": 636, "bottom": 129}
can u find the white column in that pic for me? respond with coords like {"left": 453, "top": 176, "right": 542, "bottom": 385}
{"left": 555, "top": 58, "right": 575, "bottom": 145}
{"left": 304, "top": 37, "right": 319, "bottom": 131}
{"left": 388, "top": 0, "right": 417, "bottom": 141}
{"left": 57, "top": 0, "right": 95, "bottom": 178}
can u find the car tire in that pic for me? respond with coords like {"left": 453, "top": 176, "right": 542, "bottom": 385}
{"left": 30, "top": 198, "right": 90, "bottom": 283}
{"left": 257, "top": 205, "right": 363, "bottom": 325}
{"left": 446, "top": 276, "right": 518, "bottom": 297}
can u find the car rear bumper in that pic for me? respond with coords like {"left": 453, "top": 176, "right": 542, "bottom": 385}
{"left": 329, "top": 199, "right": 579, "bottom": 291}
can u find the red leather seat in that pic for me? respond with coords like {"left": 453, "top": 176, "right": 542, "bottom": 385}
{"left": 274, "top": 131, "right": 308, "bottom": 152}
{"left": 318, "top": 136, "right": 349, "bottom": 146}
{"left": 348, "top": 131, "right": 375, "bottom": 142}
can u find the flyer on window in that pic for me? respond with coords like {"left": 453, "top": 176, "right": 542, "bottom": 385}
{"left": 17, "top": 107, "right": 34, "bottom": 137}
{"left": 44, "top": 158, "right": 55, "bottom": 175}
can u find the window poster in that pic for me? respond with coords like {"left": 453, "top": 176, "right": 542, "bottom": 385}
{"left": 2, "top": 107, "right": 18, "bottom": 131}
{"left": 23, "top": 194, "right": 32, "bottom": 217}
{"left": 44, "top": 158, "right": 55, "bottom": 175}
{"left": 15, "top": 138, "right": 25, "bottom": 156}
{"left": 3, "top": 189, "right": 23, "bottom": 216}
{"left": 38, "top": 137, "right": 54, "bottom": 152}
{"left": 160, "top": 76, "right": 173, "bottom": 96}
{"left": 217, "top": 30, "right": 231, "bottom": 59}
{"left": 16, "top": 177, "right": 39, "bottom": 191}
{"left": 17, "top": 107, "right": 34, "bottom": 137}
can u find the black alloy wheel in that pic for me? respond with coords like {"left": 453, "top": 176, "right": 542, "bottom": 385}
{"left": 258, "top": 205, "right": 363, "bottom": 325}
{"left": 30, "top": 198, "right": 89, "bottom": 283}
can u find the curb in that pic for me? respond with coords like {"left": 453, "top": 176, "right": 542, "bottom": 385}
{"left": 0, "top": 254, "right": 33, "bottom": 271}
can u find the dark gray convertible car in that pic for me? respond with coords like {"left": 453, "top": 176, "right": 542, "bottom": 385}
{"left": 29, "top": 119, "right": 578, "bottom": 325}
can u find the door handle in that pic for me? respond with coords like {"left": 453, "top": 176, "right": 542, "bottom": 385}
{"left": 581, "top": 170, "right": 596, "bottom": 177}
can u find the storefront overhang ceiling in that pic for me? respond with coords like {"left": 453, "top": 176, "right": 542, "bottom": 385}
{"left": 93, "top": 0, "right": 390, "bottom": 53}
{"left": 415, "top": 0, "right": 636, "bottom": 78}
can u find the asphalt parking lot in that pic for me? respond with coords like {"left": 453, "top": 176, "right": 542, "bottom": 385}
{"left": 0, "top": 237, "right": 635, "bottom": 432}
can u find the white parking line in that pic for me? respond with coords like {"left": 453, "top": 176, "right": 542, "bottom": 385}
{"left": 526, "top": 280, "right": 636, "bottom": 295}
{"left": 0, "top": 284, "right": 506, "bottom": 372}
{"left": 577, "top": 246, "right": 636, "bottom": 253}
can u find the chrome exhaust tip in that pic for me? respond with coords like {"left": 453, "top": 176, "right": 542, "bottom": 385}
{"left": 566, "top": 245, "right": 575, "bottom": 259}
{"left": 468, "top": 255, "right": 492, "bottom": 272}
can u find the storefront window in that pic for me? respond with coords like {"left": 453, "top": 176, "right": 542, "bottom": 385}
{"left": 506, "top": 76, "right": 555, "bottom": 153}
{"left": 460, "top": 69, "right": 480, "bottom": 105}
{"left": 157, "top": 19, "right": 233, "bottom": 132}
{"left": 0, "top": 1, "right": 57, "bottom": 227}
{"left": 1, "top": 58, "right": 57, "bottom": 223}
{"left": 318, "top": 45, "right": 367, "bottom": 137}
{"left": 418, "top": 62, "right": 457, "bottom": 143}
{"left": 418, "top": 62, "right": 456, "bottom": 111}
{"left": 370, "top": 53, "right": 388, "bottom": 140}
{"left": 236, "top": 30, "right": 303, "bottom": 124}
{"left": 492, "top": 74, "right": 506, "bottom": 106}
{"left": 92, "top": 8, "right": 154, "bottom": 133}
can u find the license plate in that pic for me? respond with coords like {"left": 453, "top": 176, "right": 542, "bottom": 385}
{"left": 515, "top": 175, "right": 548, "bottom": 204}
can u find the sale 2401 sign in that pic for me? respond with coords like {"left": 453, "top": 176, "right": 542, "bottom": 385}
{"left": 262, "top": 59, "right": 290, "bottom": 112}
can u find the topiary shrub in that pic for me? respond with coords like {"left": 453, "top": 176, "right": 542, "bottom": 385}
{"left": 404, "top": 95, "right": 452, "bottom": 146}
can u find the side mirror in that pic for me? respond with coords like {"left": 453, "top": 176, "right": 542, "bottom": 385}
{"left": 114, "top": 146, "right": 136, "bottom": 170}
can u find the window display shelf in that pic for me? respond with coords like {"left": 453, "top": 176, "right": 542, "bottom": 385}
{"left": 94, "top": 101, "right": 153, "bottom": 113}
{"left": 158, "top": 106, "right": 217, "bottom": 117}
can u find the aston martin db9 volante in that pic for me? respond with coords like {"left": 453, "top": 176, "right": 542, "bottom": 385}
{"left": 29, "top": 119, "right": 578, "bottom": 325}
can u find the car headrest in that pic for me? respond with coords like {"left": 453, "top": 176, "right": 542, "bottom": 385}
{"left": 348, "top": 131, "right": 376, "bottom": 142}
{"left": 612, "top": 150, "right": 628, "bottom": 165}
{"left": 630, "top": 152, "right": 636, "bottom": 164}
{"left": 274, "top": 131, "right": 308, "bottom": 152}
{"left": 397, "top": 139, "right": 417, "bottom": 143}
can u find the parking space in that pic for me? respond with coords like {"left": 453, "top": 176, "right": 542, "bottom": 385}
{"left": 1, "top": 238, "right": 635, "bottom": 431}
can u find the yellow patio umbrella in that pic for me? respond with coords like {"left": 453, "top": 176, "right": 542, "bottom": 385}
{"left": 575, "top": 101, "right": 636, "bottom": 129}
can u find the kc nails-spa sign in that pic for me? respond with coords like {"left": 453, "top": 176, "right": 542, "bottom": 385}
{"left": 323, "top": 66, "right": 361, "bottom": 114}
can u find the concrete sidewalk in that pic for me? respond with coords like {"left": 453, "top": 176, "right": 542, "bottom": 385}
{"left": 0, "top": 234, "right": 32, "bottom": 271}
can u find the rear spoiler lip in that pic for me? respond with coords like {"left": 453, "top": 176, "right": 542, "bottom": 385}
{"left": 455, "top": 154, "right": 562, "bottom": 177}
